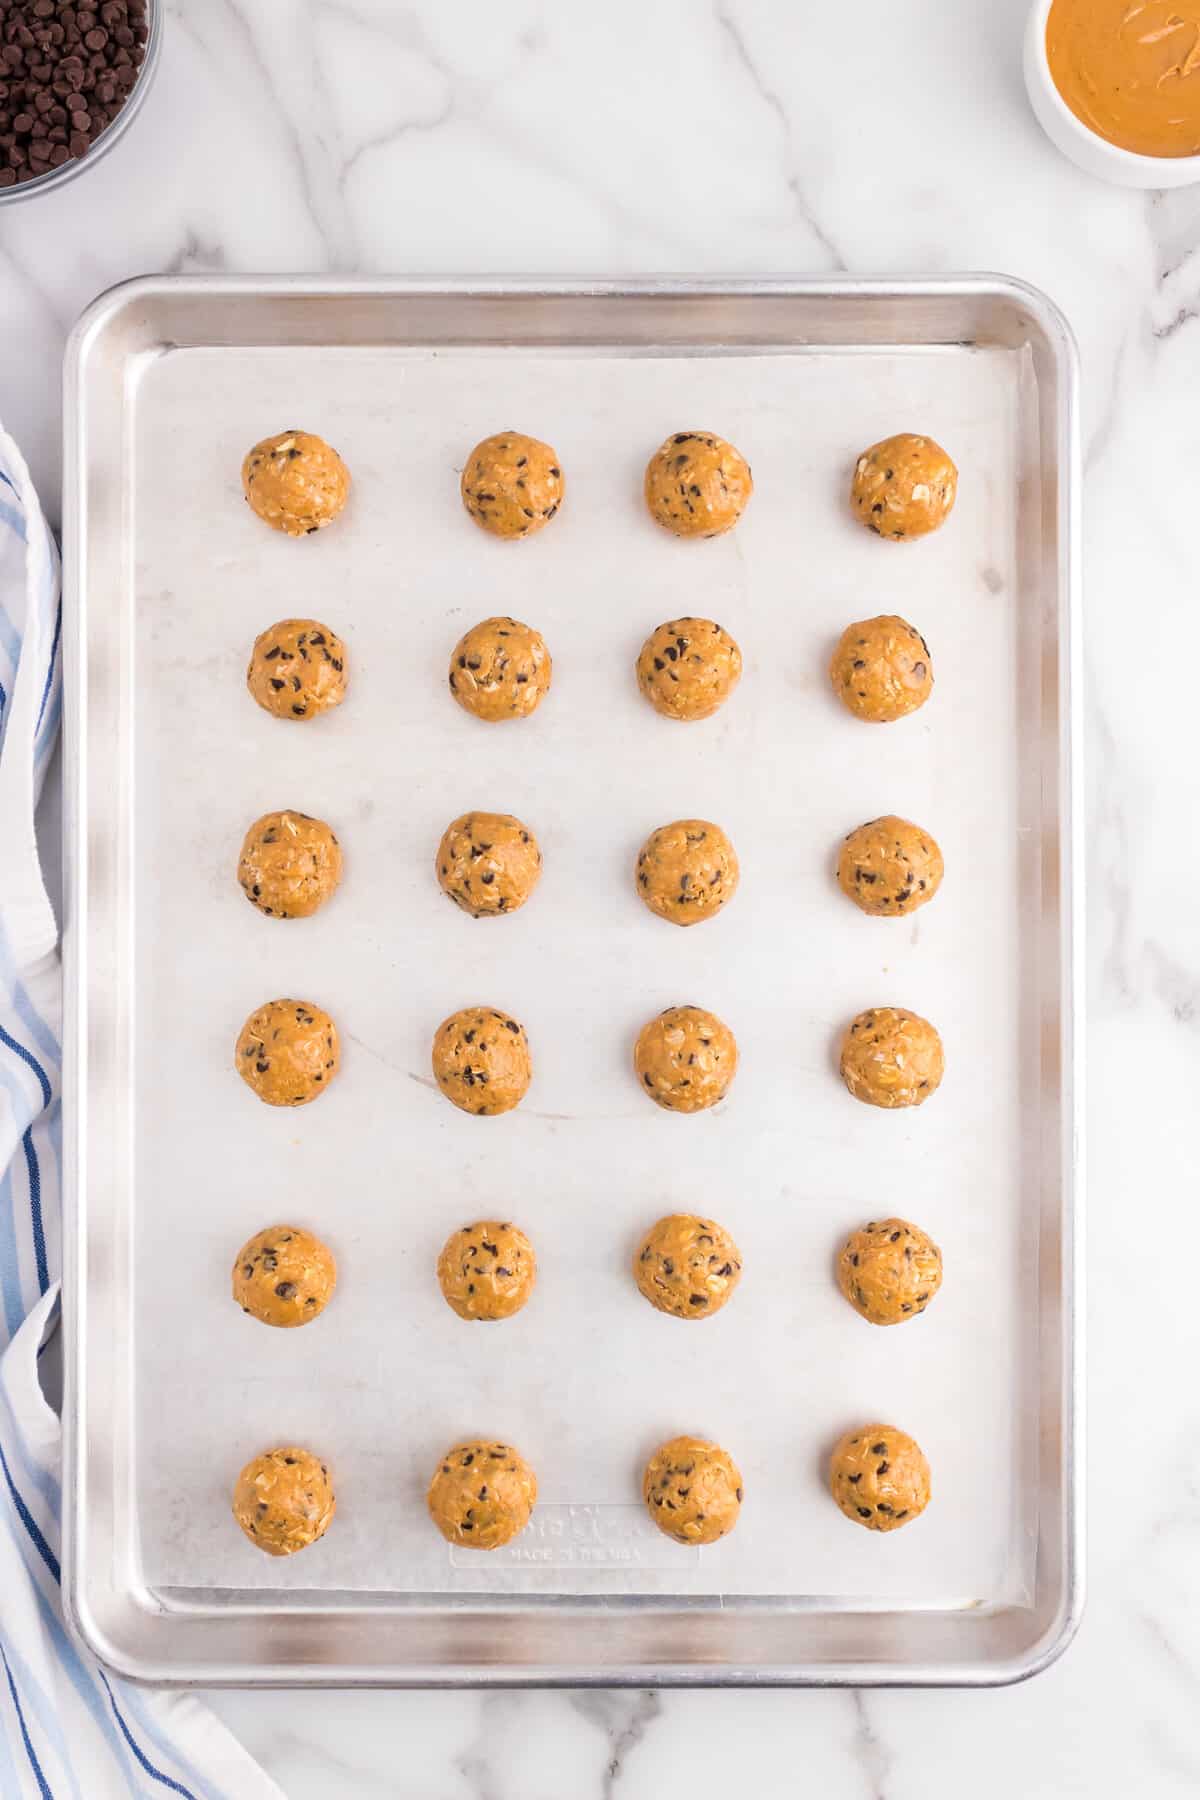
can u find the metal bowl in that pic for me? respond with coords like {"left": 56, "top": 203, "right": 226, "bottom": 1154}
{"left": 0, "top": 0, "right": 162, "bottom": 207}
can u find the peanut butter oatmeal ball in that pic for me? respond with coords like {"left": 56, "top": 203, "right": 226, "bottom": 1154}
{"left": 233, "top": 1446, "right": 335, "bottom": 1556}
{"left": 836, "top": 816, "right": 943, "bottom": 918}
{"left": 635, "top": 820, "right": 739, "bottom": 927}
{"left": 850, "top": 434, "right": 957, "bottom": 541}
{"left": 247, "top": 618, "right": 348, "bottom": 722}
{"left": 642, "top": 1436, "right": 743, "bottom": 1545}
{"left": 241, "top": 429, "right": 350, "bottom": 537}
{"left": 448, "top": 616, "right": 553, "bottom": 722}
{"left": 644, "top": 431, "right": 752, "bottom": 538}
{"left": 634, "top": 1005, "right": 738, "bottom": 1112}
{"left": 232, "top": 1225, "right": 338, "bottom": 1328}
{"left": 636, "top": 617, "right": 743, "bottom": 721}
{"left": 633, "top": 1214, "right": 743, "bottom": 1320}
{"left": 839, "top": 1007, "right": 943, "bottom": 1110}
{"left": 427, "top": 1441, "right": 538, "bottom": 1549}
{"left": 836, "top": 1218, "right": 942, "bottom": 1326}
{"left": 437, "top": 1220, "right": 536, "bottom": 1321}
{"left": 460, "top": 431, "right": 563, "bottom": 539}
{"left": 830, "top": 615, "right": 932, "bottom": 723}
{"left": 237, "top": 810, "right": 343, "bottom": 920}
{"left": 432, "top": 1007, "right": 532, "bottom": 1116}
{"left": 829, "top": 1425, "right": 930, "bottom": 1531}
{"left": 235, "top": 999, "right": 340, "bottom": 1107}
{"left": 436, "top": 811, "right": 542, "bottom": 918}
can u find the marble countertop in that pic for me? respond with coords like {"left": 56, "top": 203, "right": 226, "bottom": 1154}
{"left": 5, "top": 0, "right": 1199, "bottom": 1793}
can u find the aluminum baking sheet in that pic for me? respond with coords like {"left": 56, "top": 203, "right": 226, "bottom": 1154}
{"left": 62, "top": 278, "right": 1082, "bottom": 1686}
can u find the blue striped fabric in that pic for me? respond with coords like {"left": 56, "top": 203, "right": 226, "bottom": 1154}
{"left": 0, "top": 432, "right": 284, "bottom": 1797}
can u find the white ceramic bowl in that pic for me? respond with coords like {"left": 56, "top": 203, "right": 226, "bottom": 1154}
{"left": 1024, "top": 0, "right": 1200, "bottom": 188}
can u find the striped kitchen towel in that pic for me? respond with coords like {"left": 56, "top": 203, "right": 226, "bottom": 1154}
{"left": 0, "top": 427, "right": 284, "bottom": 1797}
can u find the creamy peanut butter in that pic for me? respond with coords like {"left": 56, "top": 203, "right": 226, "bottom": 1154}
{"left": 1047, "top": 0, "right": 1200, "bottom": 157}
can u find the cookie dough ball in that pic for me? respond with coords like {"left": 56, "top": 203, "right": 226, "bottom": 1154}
{"left": 436, "top": 812, "right": 542, "bottom": 918}
{"left": 432, "top": 1007, "right": 531, "bottom": 1116}
{"left": 642, "top": 1436, "right": 743, "bottom": 1544}
{"left": 830, "top": 615, "right": 932, "bottom": 723}
{"left": 449, "top": 616, "right": 553, "bottom": 722}
{"left": 634, "top": 1006, "right": 738, "bottom": 1113}
{"left": 634, "top": 1214, "right": 743, "bottom": 1320}
{"left": 829, "top": 1425, "right": 931, "bottom": 1531}
{"left": 636, "top": 617, "right": 743, "bottom": 721}
{"left": 644, "top": 432, "right": 752, "bottom": 538}
{"left": 437, "top": 1220, "right": 536, "bottom": 1321}
{"left": 238, "top": 810, "right": 343, "bottom": 920}
{"left": 232, "top": 1225, "right": 338, "bottom": 1328}
{"left": 236, "top": 998, "right": 340, "bottom": 1107}
{"left": 247, "top": 618, "right": 348, "bottom": 722}
{"left": 839, "top": 1007, "right": 943, "bottom": 1110}
{"left": 460, "top": 431, "right": 563, "bottom": 540}
{"left": 836, "top": 816, "right": 943, "bottom": 918}
{"left": 837, "top": 1217, "right": 942, "bottom": 1326}
{"left": 850, "top": 433, "right": 957, "bottom": 541}
{"left": 233, "top": 1446, "right": 335, "bottom": 1556}
{"left": 635, "top": 820, "right": 739, "bottom": 927}
{"left": 242, "top": 430, "right": 350, "bottom": 537}
{"left": 427, "top": 1440, "right": 537, "bottom": 1549}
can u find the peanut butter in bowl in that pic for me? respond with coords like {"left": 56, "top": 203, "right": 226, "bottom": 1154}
{"left": 1046, "top": 0, "right": 1200, "bottom": 157}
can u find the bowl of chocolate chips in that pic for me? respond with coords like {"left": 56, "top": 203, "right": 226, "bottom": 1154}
{"left": 0, "top": 0, "right": 158, "bottom": 200}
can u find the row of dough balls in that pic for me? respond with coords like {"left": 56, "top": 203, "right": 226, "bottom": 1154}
{"left": 232, "top": 1214, "right": 941, "bottom": 1333}
{"left": 236, "top": 808, "right": 944, "bottom": 925}
{"left": 234, "top": 999, "right": 946, "bottom": 1115}
{"left": 245, "top": 612, "right": 935, "bottom": 727}
{"left": 241, "top": 426, "right": 957, "bottom": 545}
{"left": 233, "top": 1420, "right": 932, "bottom": 1560}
